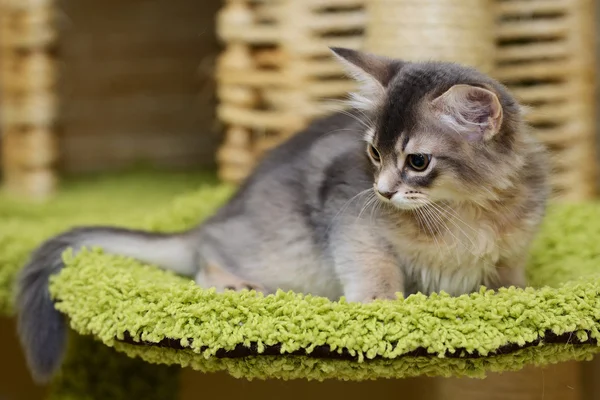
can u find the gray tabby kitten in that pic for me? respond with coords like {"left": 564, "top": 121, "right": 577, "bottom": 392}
{"left": 17, "top": 48, "right": 548, "bottom": 382}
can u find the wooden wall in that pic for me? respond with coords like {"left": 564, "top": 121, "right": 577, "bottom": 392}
{"left": 55, "top": 0, "right": 221, "bottom": 174}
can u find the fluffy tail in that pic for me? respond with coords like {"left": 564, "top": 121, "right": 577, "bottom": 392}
{"left": 16, "top": 226, "right": 198, "bottom": 383}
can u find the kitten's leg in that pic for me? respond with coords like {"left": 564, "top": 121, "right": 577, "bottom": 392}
{"left": 493, "top": 257, "right": 527, "bottom": 289}
{"left": 195, "top": 263, "right": 266, "bottom": 293}
{"left": 331, "top": 228, "right": 404, "bottom": 303}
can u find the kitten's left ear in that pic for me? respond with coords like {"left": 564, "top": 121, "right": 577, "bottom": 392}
{"left": 431, "top": 84, "right": 503, "bottom": 141}
{"left": 330, "top": 47, "right": 401, "bottom": 110}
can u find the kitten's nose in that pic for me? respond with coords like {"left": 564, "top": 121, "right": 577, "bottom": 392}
{"left": 377, "top": 190, "right": 396, "bottom": 200}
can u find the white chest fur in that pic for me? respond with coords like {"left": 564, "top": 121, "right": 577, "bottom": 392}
{"left": 387, "top": 205, "right": 523, "bottom": 296}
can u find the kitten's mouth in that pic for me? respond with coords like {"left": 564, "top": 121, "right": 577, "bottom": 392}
{"left": 374, "top": 190, "right": 425, "bottom": 210}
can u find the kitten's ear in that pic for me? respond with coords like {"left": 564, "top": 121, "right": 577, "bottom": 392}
{"left": 432, "top": 84, "right": 503, "bottom": 141}
{"left": 330, "top": 47, "right": 400, "bottom": 110}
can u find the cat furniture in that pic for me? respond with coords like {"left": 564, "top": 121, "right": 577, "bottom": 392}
{"left": 0, "top": 0, "right": 599, "bottom": 399}
{"left": 1, "top": 173, "right": 600, "bottom": 399}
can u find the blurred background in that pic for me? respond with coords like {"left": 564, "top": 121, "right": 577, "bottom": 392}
{"left": 0, "top": 0, "right": 598, "bottom": 399}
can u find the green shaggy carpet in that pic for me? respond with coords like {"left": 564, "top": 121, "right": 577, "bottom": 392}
{"left": 2, "top": 170, "right": 600, "bottom": 387}
{"left": 1, "top": 170, "right": 226, "bottom": 400}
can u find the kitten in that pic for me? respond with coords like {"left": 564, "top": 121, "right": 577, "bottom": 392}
{"left": 16, "top": 48, "right": 549, "bottom": 382}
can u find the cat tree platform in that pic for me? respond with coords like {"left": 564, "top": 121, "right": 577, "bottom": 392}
{"left": 2, "top": 172, "right": 600, "bottom": 398}
{"left": 52, "top": 246, "right": 600, "bottom": 381}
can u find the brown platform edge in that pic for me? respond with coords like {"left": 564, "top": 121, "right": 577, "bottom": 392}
{"left": 117, "top": 330, "right": 598, "bottom": 361}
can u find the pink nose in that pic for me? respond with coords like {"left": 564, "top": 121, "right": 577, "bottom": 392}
{"left": 377, "top": 190, "right": 396, "bottom": 200}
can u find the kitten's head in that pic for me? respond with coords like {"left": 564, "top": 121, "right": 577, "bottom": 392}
{"left": 331, "top": 47, "right": 530, "bottom": 210}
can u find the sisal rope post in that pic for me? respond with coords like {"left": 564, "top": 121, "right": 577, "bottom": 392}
{"left": 364, "top": 0, "right": 495, "bottom": 74}
{"left": 0, "top": 0, "right": 60, "bottom": 199}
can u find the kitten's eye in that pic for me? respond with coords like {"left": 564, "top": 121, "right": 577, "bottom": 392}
{"left": 368, "top": 145, "right": 381, "bottom": 162}
{"left": 407, "top": 154, "right": 431, "bottom": 171}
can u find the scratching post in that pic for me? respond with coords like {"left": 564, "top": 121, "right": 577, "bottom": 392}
{"left": 0, "top": 0, "right": 59, "bottom": 199}
{"left": 364, "top": 0, "right": 495, "bottom": 73}
{"left": 215, "top": 0, "right": 364, "bottom": 183}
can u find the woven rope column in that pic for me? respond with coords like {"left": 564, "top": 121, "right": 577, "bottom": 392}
{"left": 0, "top": 0, "right": 59, "bottom": 199}
{"left": 364, "top": 0, "right": 494, "bottom": 73}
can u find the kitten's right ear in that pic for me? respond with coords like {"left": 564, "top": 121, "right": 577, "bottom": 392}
{"left": 330, "top": 47, "right": 401, "bottom": 110}
{"left": 431, "top": 84, "right": 503, "bottom": 142}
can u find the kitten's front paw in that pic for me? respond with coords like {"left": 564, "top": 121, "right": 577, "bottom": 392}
{"left": 195, "top": 267, "right": 267, "bottom": 294}
{"left": 346, "top": 291, "right": 399, "bottom": 304}
{"left": 222, "top": 281, "right": 266, "bottom": 293}
{"left": 367, "top": 292, "right": 398, "bottom": 303}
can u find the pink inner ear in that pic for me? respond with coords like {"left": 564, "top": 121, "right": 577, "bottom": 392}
{"left": 432, "top": 84, "right": 503, "bottom": 141}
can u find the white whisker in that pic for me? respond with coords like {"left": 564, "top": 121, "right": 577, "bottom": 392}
{"left": 357, "top": 193, "right": 378, "bottom": 222}
{"left": 325, "top": 188, "right": 373, "bottom": 235}
{"left": 418, "top": 201, "right": 461, "bottom": 265}
{"left": 415, "top": 205, "right": 443, "bottom": 256}
{"left": 424, "top": 201, "right": 505, "bottom": 271}
{"left": 429, "top": 201, "right": 510, "bottom": 254}
{"left": 425, "top": 201, "right": 478, "bottom": 252}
